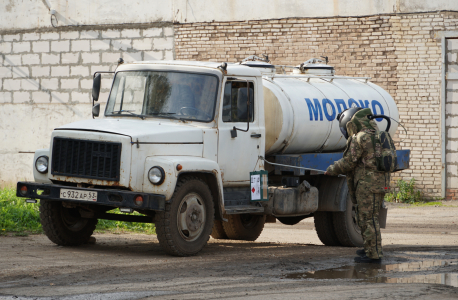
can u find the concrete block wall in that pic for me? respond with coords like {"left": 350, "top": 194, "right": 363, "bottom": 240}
{"left": 175, "top": 12, "right": 458, "bottom": 199}
{"left": 0, "top": 24, "right": 174, "bottom": 187}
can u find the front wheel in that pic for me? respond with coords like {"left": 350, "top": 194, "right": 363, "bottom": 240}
{"left": 156, "top": 177, "right": 214, "bottom": 256}
{"left": 39, "top": 200, "right": 98, "bottom": 246}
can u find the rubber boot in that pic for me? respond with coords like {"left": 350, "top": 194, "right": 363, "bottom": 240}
{"left": 354, "top": 255, "right": 382, "bottom": 264}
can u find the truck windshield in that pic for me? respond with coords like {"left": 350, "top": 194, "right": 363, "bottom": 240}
{"left": 105, "top": 71, "right": 218, "bottom": 122}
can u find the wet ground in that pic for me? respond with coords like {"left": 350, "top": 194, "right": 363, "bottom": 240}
{"left": 0, "top": 202, "right": 457, "bottom": 299}
{"left": 286, "top": 259, "right": 458, "bottom": 287}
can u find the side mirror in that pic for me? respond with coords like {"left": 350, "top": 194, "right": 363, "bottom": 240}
{"left": 92, "top": 103, "right": 100, "bottom": 118}
{"left": 92, "top": 73, "right": 101, "bottom": 101}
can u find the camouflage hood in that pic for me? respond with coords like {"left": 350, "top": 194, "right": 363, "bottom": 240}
{"left": 346, "top": 108, "right": 379, "bottom": 137}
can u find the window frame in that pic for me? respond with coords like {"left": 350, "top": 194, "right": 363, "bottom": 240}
{"left": 222, "top": 79, "right": 255, "bottom": 123}
{"left": 104, "top": 70, "right": 220, "bottom": 123}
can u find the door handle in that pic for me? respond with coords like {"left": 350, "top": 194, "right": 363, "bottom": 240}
{"left": 251, "top": 133, "right": 262, "bottom": 138}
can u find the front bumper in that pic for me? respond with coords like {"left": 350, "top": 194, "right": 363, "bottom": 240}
{"left": 16, "top": 182, "right": 165, "bottom": 211}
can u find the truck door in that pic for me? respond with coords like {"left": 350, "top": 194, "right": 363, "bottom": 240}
{"left": 218, "top": 77, "right": 263, "bottom": 185}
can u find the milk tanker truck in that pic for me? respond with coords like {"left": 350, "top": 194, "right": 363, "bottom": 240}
{"left": 16, "top": 56, "right": 410, "bottom": 256}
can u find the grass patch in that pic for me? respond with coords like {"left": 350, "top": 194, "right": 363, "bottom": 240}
{"left": 0, "top": 188, "right": 155, "bottom": 236}
{"left": 410, "top": 201, "right": 443, "bottom": 207}
{"left": 0, "top": 188, "right": 42, "bottom": 235}
{"left": 95, "top": 210, "right": 156, "bottom": 234}
{"left": 385, "top": 178, "right": 423, "bottom": 204}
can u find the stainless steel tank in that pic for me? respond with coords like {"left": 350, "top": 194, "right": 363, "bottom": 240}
{"left": 254, "top": 61, "right": 399, "bottom": 155}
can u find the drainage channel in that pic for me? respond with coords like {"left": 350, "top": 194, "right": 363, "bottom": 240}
{"left": 285, "top": 260, "right": 458, "bottom": 287}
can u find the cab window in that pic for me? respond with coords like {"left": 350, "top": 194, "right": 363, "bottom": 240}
{"left": 222, "top": 81, "right": 254, "bottom": 122}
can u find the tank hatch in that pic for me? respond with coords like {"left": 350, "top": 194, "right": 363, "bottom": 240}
{"left": 240, "top": 55, "right": 276, "bottom": 75}
{"left": 294, "top": 58, "right": 335, "bottom": 76}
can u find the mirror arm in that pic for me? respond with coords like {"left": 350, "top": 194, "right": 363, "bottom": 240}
{"left": 92, "top": 103, "right": 100, "bottom": 117}
{"left": 93, "top": 71, "right": 114, "bottom": 78}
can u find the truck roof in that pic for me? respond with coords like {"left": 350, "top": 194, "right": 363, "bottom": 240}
{"left": 117, "top": 60, "right": 262, "bottom": 77}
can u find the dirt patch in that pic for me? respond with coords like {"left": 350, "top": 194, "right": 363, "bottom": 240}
{"left": 0, "top": 204, "right": 457, "bottom": 299}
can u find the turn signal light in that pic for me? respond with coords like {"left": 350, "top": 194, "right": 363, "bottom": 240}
{"left": 20, "top": 185, "right": 28, "bottom": 196}
{"left": 176, "top": 164, "right": 182, "bottom": 171}
{"left": 134, "top": 195, "right": 144, "bottom": 206}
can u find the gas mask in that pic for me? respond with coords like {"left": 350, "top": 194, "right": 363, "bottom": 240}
{"left": 336, "top": 107, "right": 362, "bottom": 139}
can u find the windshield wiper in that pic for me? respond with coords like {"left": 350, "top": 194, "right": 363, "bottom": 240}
{"left": 149, "top": 112, "right": 176, "bottom": 115}
{"left": 148, "top": 112, "right": 181, "bottom": 119}
{"left": 111, "top": 110, "right": 146, "bottom": 120}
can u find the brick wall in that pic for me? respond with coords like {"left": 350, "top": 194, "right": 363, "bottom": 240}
{"left": 446, "top": 38, "right": 458, "bottom": 200}
{"left": 175, "top": 12, "right": 458, "bottom": 199}
{"left": 0, "top": 24, "right": 174, "bottom": 186}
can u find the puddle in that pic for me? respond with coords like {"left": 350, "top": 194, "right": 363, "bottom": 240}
{"left": 285, "top": 260, "right": 458, "bottom": 287}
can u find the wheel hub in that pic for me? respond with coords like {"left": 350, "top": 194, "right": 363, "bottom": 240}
{"left": 186, "top": 204, "right": 203, "bottom": 231}
{"left": 240, "top": 214, "right": 259, "bottom": 229}
{"left": 177, "top": 193, "right": 206, "bottom": 242}
{"left": 61, "top": 207, "right": 88, "bottom": 232}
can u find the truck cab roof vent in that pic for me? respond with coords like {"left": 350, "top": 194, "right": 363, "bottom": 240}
{"left": 293, "top": 58, "right": 335, "bottom": 76}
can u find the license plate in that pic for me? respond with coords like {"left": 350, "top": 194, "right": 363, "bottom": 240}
{"left": 60, "top": 189, "right": 97, "bottom": 202}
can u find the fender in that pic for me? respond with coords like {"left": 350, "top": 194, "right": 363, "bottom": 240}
{"left": 142, "top": 156, "right": 224, "bottom": 218}
{"left": 33, "top": 149, "right": 52, "bottom": 184}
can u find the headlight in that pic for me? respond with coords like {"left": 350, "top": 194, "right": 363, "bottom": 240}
{"left": 148, "top": 166, "right": 165, "bottom": 185}
{"left": 35, "top": 156, "right": 49, "bottom": 173}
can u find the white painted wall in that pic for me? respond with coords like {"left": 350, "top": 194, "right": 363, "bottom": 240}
{"left": 0, "top": 26, "right": 174, "bottom": 187}
{"left": 2, "top": 0, "right": 458, "bottom": 31}
{"left": 0, "top": 104, "right": 93, "bottom": 184}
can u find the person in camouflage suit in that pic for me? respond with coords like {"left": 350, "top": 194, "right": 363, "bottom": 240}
{"left": 325, "top": 108, "right": 390, "bottom": 263}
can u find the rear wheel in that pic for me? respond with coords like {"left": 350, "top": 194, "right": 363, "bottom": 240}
{"left": 211, "top": 220, "right": 228, "bottom": 239}
{"left": 40, "top": 200, "right": 97, "bottom": 246}
{"left": 156, "top": 177, "right": 214, "bottom": 256}
{"left": 333, "top": 196, "right": 364, "bottom": 247}
{"left": 314, "top": 211, "right": 341, "bottom": 246}
{"left": 223, "top": 214, "right": 266, "bottom": 241}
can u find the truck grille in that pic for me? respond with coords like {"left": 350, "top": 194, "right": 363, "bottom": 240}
{"left": 51, "top": 137, "right": 122, "bottom": 181}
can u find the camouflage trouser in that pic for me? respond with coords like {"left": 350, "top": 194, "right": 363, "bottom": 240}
{"left": 355, "top": 182, "right": 384, "bottom": 259}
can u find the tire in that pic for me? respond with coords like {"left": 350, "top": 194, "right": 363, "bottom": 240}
{"left": 223, "top": 214, "right": 266, "bottom": 241}
{"left": 314, "top": 211, "right": 341, "bottom": 246}
{"left": 277, "top": 215, "right": 308, "bottom": 225}
{"left": 39, "top": 200, "right": 98, "bottom": 246}
{"left": 333, "top": 195, "right": 364, "bottom": 247}
{"left": 211, "top": 220, "right": 228, "bottom": 239}
{"left": 156, "top": 177, "right": 214, "bottom": 256}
